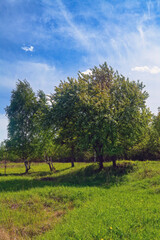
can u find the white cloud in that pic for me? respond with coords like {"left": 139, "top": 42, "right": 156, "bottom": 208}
{"left": 21, "top": 46, "right": 34, "bottom": 52}
{"left": 131, "top": 66, "right": 160, "bottom": 74}
{"left": 1, "top": 0, "right": 160, "bottom": 115}
{"left": 0, "top": 60, "right": 65, "bottom": 92}
{"left": 0, "top": 114, "right": 8, "bottom": 143}
{"left": 82, "top": 69, "right": 92, "bottom": 75}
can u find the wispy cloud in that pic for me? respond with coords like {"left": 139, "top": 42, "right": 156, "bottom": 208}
{"left": 21, "top": 46, "right": 34, "bottom": 52}
{"left": 54, "top": 0, "right": 93, "bottom": 50}
{"left": 50, "top": 0, "right": 160, "bottom": 71}
{"left": 0, "top": 60, "right": 65, "bottom": 92}
{"left": 1, "top": 0, "right": 160, "bottom": 114}
{"left": 132, "top": 66, "right": 160, "bottom": 74}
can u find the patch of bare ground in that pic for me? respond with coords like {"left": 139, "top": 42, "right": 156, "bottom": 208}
{"left": 0, "top": 205, "right": 73, "bottom": 240}
{"left": 0, "top": 228, "right": 22, "bottom": 240}
{"left": 0, "top": 228, "right": 10, "bottom": 240}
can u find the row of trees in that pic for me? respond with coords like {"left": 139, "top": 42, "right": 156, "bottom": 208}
{"left": 1, "top": 63, "right": 160, "bottom": 172}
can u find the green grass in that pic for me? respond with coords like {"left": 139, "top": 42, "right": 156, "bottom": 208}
{"left": 0, "top": 161, "right": 160, "bottom": 240}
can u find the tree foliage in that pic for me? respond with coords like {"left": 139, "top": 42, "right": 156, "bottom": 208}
{"left": 51, "top": 63, "right": 151, "bottom": 169}
{"left": 3, "top": 63, "right": 155, "bottom": 171}
{"left": 5, "top": 80, "right": 37, "bottom": 172}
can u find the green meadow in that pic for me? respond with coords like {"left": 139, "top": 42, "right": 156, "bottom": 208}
{"left": 0, "top": 161, "right": 160, "bottom": 240}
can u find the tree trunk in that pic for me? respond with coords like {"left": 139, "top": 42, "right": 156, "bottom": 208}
{"left": 48, "top": 157, "right": 56, "bottom": 172}
{"left": 94, "top": 150, "right": 96, "bottom": 162}
{"left": 24, "top": 160, "right": 31, "bottom": 173}
{"left": 95, "top": 145, "right": 104, "bottom": 171}
{"left": 44, "top": 156, "right": 56, "bottom": 172}
{"left": 4, "top": 160, "right": 7, "bottom": 175}
{"left": 112, "top": 156, "right": 117, "bottom": 168}
{"left": 71, "top": 145, "right": 75, "bottom": 167}
{"left": 71, "top": 159, "right": 75, "bottom": 167}
{"left": 48, "top": 162, "right": 53, "bottom": 171}
{"left": 98, "top": 154, "right": 104, "bottom": 171}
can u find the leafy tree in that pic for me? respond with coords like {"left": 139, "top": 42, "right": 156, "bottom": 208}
{"left": 50, "top": 78, "right": 83, "bottom": 167}
{"left": 108, "top": 77, "right": 151, "bottom": 165}
{"left": 147, "top": 112, "right": 160, "bottom": 159}
{"left": 32, "top": 90, "right": 56, "bottom": 171}
{"left": 153, "top": 111, "right": 160, "bottom": 134}
{"left": 78, "top": 63, "right": 151, "bottom": 168}
{"left": 51, "top": 63, "right": 151, "bottom": 170}
{"left": 129, "top": 121, "right": 160, "bottom": 161}
{"left": 0, "top": 142, "right": 5, "bottom": 162}
{"left": 5, "top": 80, "right": 37, "bottom": 173}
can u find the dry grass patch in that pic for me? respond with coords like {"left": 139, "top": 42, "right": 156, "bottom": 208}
{"left": 0, "top": 195, "right": 74, "bottom": 240}
{"left": 0, "top": 228, "right": 11, "bottom": 240}
{"left": 0, "top": 208, "right": 66, "bottom": 240}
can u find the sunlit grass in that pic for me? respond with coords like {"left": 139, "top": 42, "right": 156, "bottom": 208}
{"left": 0, "top": 161, "right": 160, "bottom": 239}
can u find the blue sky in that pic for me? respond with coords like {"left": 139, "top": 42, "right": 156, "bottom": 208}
{"left": 0, "top": 0, "right": 160, "bottom": 142}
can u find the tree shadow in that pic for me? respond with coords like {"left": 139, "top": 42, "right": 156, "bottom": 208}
{"left": 41, "top": 162, "right": 135, "bottom": 187}
{"left": 0, "top": 167, "right": 72, "bottom": 178}
{"left": 55, "top": 167, "right": 72, "bottom": 173}
{"left": 0, "top": 162, "right": 136, "bottom": 193}
{"left": 0, "top": 172, "right": 26, "bottom": 177}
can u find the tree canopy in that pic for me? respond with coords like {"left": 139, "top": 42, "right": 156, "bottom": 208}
{"left": 51, "top": 63, "right": 151, "bottom": 169}
{"left": 5, "top": 80, "right": 37, "bottom": 172}
{"left": 4, "top": 63, "right": 155, "bottom": 172}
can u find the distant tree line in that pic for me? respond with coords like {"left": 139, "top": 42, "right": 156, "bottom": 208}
{"left": 1, "top": 62, "right": 160, "bottom": 172}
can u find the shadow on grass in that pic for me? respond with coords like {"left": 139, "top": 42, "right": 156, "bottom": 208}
{"left": 0, "top": 162, "right": 136, "bottom": 193}
{"left": 0, "top": 167, "right": 71, "bottom": 177}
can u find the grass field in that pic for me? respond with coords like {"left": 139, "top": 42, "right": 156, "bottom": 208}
{"left": 0, "top": 160, "right": 160, "bottom": 240}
